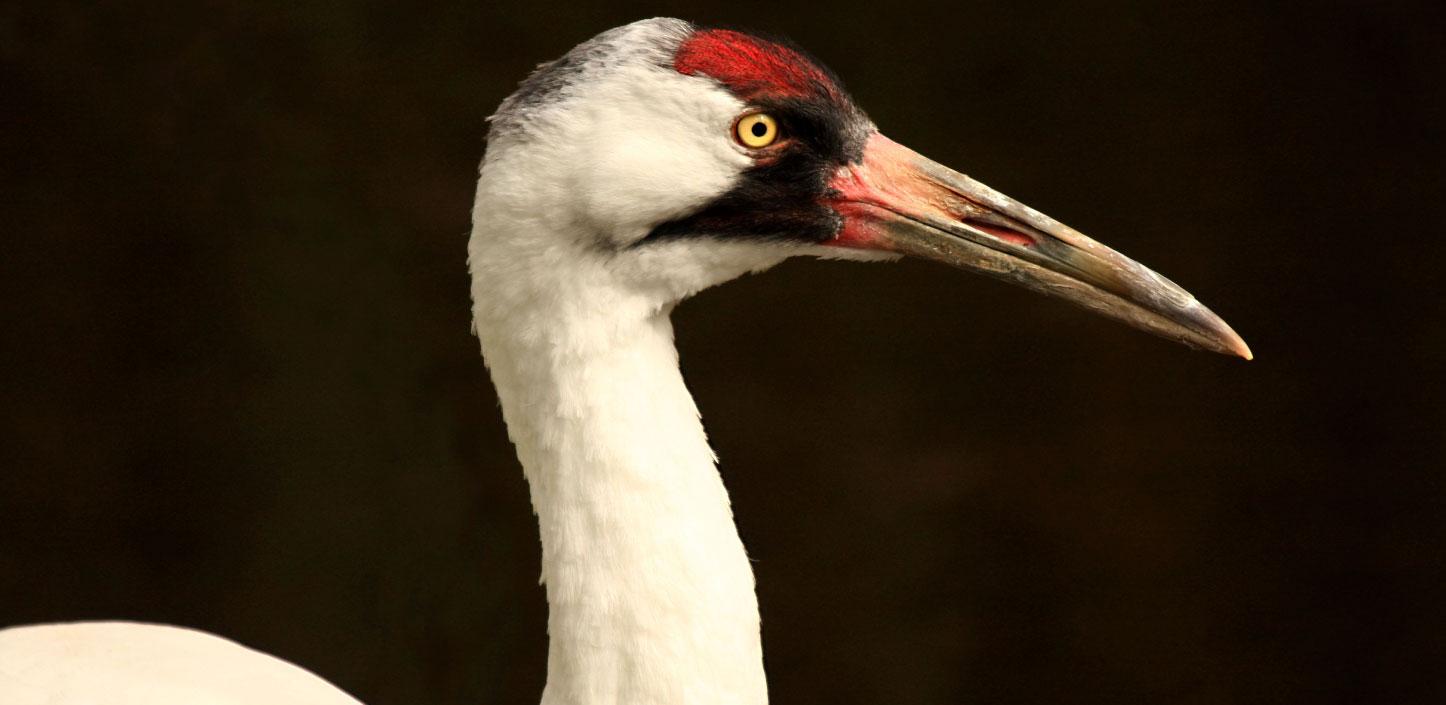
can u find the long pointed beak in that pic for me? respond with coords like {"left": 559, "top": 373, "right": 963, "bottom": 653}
{"left": 827, "top": 134, "right": 1251, "bottom": 359}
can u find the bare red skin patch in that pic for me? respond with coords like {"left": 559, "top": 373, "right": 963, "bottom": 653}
{"left": 674, "top": 30, "right": 840, "bottom": 101}
{"left": 825, "top": 134, "right": 935, "bottom": 249}
{"left": 825, "top": 134, "right": 1038, "bottom": 251}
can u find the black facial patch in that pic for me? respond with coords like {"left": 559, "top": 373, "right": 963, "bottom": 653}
{"left": 643, "top": 95, "right": 871, "bottom": 245}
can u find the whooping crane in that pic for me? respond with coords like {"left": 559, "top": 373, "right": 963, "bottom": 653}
{"left": 0, "top": 17, "right": 1249, "bottom": 705}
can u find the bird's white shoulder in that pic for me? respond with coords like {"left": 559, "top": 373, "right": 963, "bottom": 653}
{"left": 0, "top": 621, "right": 361, "bottom": 705}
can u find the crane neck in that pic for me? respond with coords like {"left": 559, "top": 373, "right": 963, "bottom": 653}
{"left": 473, "top": 281, "right": 767, "bottom": 705}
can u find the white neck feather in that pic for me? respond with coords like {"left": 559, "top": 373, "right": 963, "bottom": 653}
{"left": 476, "top": 293, "right": 767, "bottom": 705}
{"left": 470, "top": 217, "right": 777, "bottom": 705}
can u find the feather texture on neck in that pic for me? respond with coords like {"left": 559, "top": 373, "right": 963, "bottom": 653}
{"left": 468, "top": 187, "right": 783, "bottom": 705}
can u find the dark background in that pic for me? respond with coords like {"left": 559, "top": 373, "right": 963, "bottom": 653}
{"left": 2, "top": 1, "right": 1443, "bottom": 703}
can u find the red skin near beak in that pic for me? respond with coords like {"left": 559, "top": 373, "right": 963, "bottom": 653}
{"left": 829, "top": 134, "right": 1038, "bottom": 250}
{"left": 829, "top": 134, "right": 962, "bottom": 248}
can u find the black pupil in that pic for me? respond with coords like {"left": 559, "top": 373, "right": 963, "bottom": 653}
{"left": 750, "top": 121, "right": 768, "bottom": 138}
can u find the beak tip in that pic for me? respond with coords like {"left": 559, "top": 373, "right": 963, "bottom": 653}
{"left": 1212, "top": 318, "right": 1253, "bottom": 361}
{"left": 1186, "top": 301, "right": 1251, "bottom": 360}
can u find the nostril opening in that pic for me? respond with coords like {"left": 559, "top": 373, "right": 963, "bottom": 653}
{"left": 965, "top": 218, "right": 1036, "bottom": 248}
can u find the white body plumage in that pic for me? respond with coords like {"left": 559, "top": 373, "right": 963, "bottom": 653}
{"left": 0, "top": 622, "right": 360, "bottom": 704}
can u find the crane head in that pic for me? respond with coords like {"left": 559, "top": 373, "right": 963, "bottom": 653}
{"left": 472, "top": 18, "right": 1249, "bottom": 359}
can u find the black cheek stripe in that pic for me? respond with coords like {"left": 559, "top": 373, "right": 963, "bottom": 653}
{"left": 641, "top": 95, "right": 868, "bottom": 245}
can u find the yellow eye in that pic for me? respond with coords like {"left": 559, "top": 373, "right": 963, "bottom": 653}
{"left": 735, "top": 113, "right": 779, "bottom": 149}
